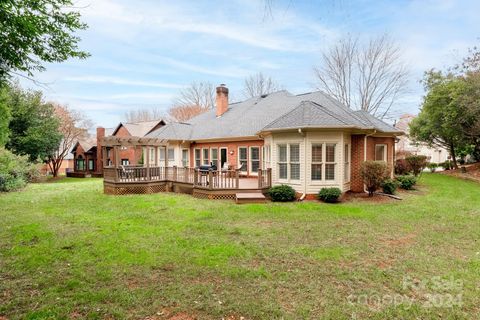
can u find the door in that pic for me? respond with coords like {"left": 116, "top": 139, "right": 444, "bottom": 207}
{"left": 220, "top": 148, "right": 228, "bottom": 169}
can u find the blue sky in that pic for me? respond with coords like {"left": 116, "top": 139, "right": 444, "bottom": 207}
{"left": 21, "top": 0, "right": 480, "bottom": 128}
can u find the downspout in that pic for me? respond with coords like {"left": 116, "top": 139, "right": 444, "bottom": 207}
{"left": 298, "top": 128, "right": 307, "bottom": 201}
{"left": 363, "top": 130, "right": 377, "bottom": 193}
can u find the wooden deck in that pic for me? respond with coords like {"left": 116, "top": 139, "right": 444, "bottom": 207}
{"left": 103, "top": 166, "right": 272, "bottom": 200}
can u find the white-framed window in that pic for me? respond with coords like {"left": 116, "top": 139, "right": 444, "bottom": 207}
{"left": 202, "top": 148, "right": 209, "bottom": 165}
{"left": 375, "top": 144, "right": 387, "bottom": 162}
{"left": 277, "top": 143, "right": 300, "bottom": 181}
{"left": 168, "top": 148, "right": 175, "bottom": 162}
{"left": 159, "top": 148, "right": 165, "bottom": 161}
{"left": 149, "top": 148, "right": 155, "bottom": 163}
{"left": 182, "top": 149, "right": 189, "bottom": 167}
{"left": 194, "top": 149, "right": 201, "bottom": 167}
{"left": 311, "top": 144, "right": 323, "bottom": 181}
{"left": 263, "top": 145, "right": 271, "bottom": 169}
{"left": 325, "top": 143, "right": 336, "bottom": 180}
{"left": 290, "top": 144, "right": 300, "bottom": 180}
{"left": 250, "top": 147, "right": 260, "bottom": 173}
{"left": 121, "top": 159, "right": 129, "bottom": 166}
{"left": 210, "top": 148, "right": 219, "bottom": 168}
{"left": 238, "top": 147, "right": 248, "bottom": 172}
{"left": 344, "top": 144, "right": 350, "bottom": 182}
{"left": 278, "top": 144, "right": 287, "bottom": 179}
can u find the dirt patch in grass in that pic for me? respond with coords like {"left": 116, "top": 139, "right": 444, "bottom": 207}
{"left": 343, "top": 192, "right": 394, "bottom": 203}
{"left": 441, "top": 162, "right": 480, "bottom": 183}
{"left": 381, "top": 233, "right": 416, "bottom": 248}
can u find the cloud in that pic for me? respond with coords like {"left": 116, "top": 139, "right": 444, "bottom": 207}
{"left": 64, "top": 75, "right": 185, "bottom": 89}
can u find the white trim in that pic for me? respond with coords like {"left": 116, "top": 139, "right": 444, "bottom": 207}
{"left": 375, "top": 144, "right": 387, "bottom": 162}
{"left": 238, "top": 146, "right": 248, "bottom": 174}
{"left": 249, "top": 146, "right": 260, "bottom": 176}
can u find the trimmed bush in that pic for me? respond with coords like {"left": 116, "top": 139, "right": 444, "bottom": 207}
{"left": 268, "top": 185, "right": 296, "bottom": 202}
{"left": 396, "top": 175, "right": 417, "bottom": 190}
{"left": 394, "top": 159, "right": 411, "bottom": 175}
{"left": 427, "top": 162, "right": 438, "bottom": 173}
{"left": 361, "top": 161, "right": 389, "bottom": 196}
{"left": 441, "top": 160, "right": 452, "bottom": 170}
{"left": 381, "top": 179, "right": 399, "bottom": 195}
{"left": 0, "top": 148, "right": 40, "bottom": 192}
{"left": 318, "top": 187, "right": 342, "bottom": 203}
{"left": 406, "top": 155, "right": 428, "bottom": 176}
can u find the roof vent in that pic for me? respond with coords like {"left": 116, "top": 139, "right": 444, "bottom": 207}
{"left": 261, "top": 94, "right": 268, "bottom": 98}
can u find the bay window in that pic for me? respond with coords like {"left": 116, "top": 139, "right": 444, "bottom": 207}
{"left": 375, "top": 144, "right": 387, "bottom": 162}
{"left": 310, "top": 142, "right": 337, "bottom": 182}
{"left": 277, "top": 143, "right": 300, "bottom": 181}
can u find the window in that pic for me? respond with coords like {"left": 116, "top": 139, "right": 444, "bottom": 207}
{"left": 277, "top": 144, "right": 300, "bottom": 180}
{"left": 238, "top": 147, "right": 248, "bottom": 172}
{"left": 202, "top": 148, "right": 209, "bottom": 165}
{"left": 182, "top": 149, "right": 189, "bottom": 167}
{"left": 375, "top": 144, "right": 387, "bottom": 161}
{"left": 76, "top": 158, "right": 85, "bottom": 171}
{"left": 325, "top": 144, "right": 336, "bottom": 180}
{"left": 121, "top": 159, "right": 129, "bottom": 166}
{"left": 311, "top": 144, "right": 323, "bottom": 181}
{"left": 344, "top": 144, "right": 350, "bottom": 182}
{"left": 149, "top": 148, "right": 155, "bottom": 163}
{"left": 250, "top": 147, "right": 260, "bottom": 173}
{"left": 278, "top": 144, "right": 287, "bottom": 179}
{"left": 290, "top": 144, "right": 300, "bottom": 180}
{"left": 159, "top": 148, "right": 165, "bottom": 160}
{"left": 88, "top": 159, "right": 95, "bottom": 171}
{"left": 210, "top": 148, "right": 218, "bottom": 168}
{"left": 194, "top": 149, "right": 201, "bottom": 167}
{"left": 168, "top": 148, "right": 175, "bottom": 162}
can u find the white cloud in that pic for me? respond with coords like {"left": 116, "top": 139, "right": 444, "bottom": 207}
{"left": 64, "top": 75, "right": 185, "bottom": 89}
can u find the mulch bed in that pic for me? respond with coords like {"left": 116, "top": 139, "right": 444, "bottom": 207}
{"left": 441, "top": 162, "right": 480, "bottom": 183}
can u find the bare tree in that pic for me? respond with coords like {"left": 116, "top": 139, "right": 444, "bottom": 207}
{"left": 168, "top": 82, "right": 215, "bottom": 121}
{"left": 314, "top": 34, "right": 409, "bottom": 119}
{"left": 124, "top": 107, "right": 165, "bottom": 122}
{"left": 47, "top": 104, "right": 92, "bottom": 177}
{"left": 243, "top": 72, "right": 282, "bottom": 98}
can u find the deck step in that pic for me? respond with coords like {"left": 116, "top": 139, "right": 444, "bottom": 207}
{"left": 235, "top": 192, "right": 266, "bottom": 204}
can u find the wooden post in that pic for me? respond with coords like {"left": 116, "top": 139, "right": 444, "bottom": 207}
{"left": 164, "top": 145, "right": 169, "bottom": 168}
{"left": 194, "top": 169, "right": 198, "bottom": 186}
{"left": 209, "top": 170, "right": 213, "bottom": 189}
{"left": 235, "top": 170, "right": 239, "bottom": 189}
{"left": 155, "top": 146, "right": 159, "bottom": 167}
{"left": 268, "top": 168, "right": 272, "bottom": 187}
{"left": 146, "top": 146, "right": 150, "bottom": 181}
{"left": 258, "top": 168, "right": 262, "bottom": 188}
{"left": 173, "top": 166, "right": 177, "bottom": 182}
{"left": 114, "top": 146, "right": 119, "bottom": 182}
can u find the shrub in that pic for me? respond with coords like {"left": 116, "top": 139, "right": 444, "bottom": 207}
{"left": 318, "top": 187, "right": 342, "bottom": 203}
{"left": 360, "top": 161, "right": 389, "bottom": 196}
{"left": 381, "top": 179, "right": 399, "bottom": 195}
{"left": 0, "top": 148, "right": 40, "bottom": 192}
{"left": 405, "top": 155, "right": 428, "bottom": 176}
{"left": 394, "top": 159, "right": 411, "bottom": 175}
{"left": 395, "top": 175, "right": 417, "bottom": 190}
{"left": 268, "top": 185, "right": 296, "bottom": 202}
{"left": 441, "top": 160, "right": 452, "bottom": 170}
{"left": 427, "top": 162, "right": 438, "bottom": 173}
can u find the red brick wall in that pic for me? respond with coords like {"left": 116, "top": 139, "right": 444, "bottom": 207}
{"left": 73, "top": 145, "right": 96, "bottom": 173}
{"left": 350, "top": 135, "right": 396, "bottom": 192}
{"left": 190, "top": 140, "right": 264, "bottom": 176}
{"left": 107, "top": 125, "right": 143, "bottom": 165}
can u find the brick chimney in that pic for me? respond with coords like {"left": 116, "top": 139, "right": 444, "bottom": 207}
{"left": 216, "top": 84, "right": 229, "bottom": 117}
{"left": 96, "top": 127, "right": 105, "bottom": 174}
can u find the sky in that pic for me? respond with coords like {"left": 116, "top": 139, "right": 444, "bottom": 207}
{"left": 20, "top": 0, "right": 480, "bottom": 128}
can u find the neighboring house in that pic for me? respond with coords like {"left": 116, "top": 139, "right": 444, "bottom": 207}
{"left": 40, "top": 153, "right": 74, "bottom": 176}
{"left": 69, "top": 119, "right": 166, "bottom": 177}
{"left": 138, "top": 85, "right": 402, "bottom": 196}
{"left": 395, "top": 114, "right": 449, "bottom": 163}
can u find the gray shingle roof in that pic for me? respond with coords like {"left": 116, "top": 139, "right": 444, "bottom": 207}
{"left": 147, "top": 90, "right": 401, "bottom": 141}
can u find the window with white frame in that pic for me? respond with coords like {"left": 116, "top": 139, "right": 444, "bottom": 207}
{"left": 344, "top": 144, "right": 350, "bottom": 182}
{"left": 149, "top": 148, "right": 155, "bottom": 163}
{"left": 211, "top": 148, "right": 218, "bottom": 168}
{"left": 238, "top": 147, "right": 248, "bottom": 172}
{"left": 250, "top": 146, "right": 260, "bottom": 173}
{"left": 278, "top": 144, "right": 287, "bottom": 179}
{"left": 277, "top": 144, "right": 300, "bottom": 180}
{"left": 194, "top": 149, "right": 201, "bottom": 167}
{"left": 202, "top": 148, "right": 209, "bottom": 165}
{"left": 290, "top": 144, "right": 300, "bottom": 180}
{"left": 159, "top": 148, "right": 165, "bottom": 161}
{"left": 311, "top": 144, "right": 323, "bottom": 181}
{"left": 121, "top": 159, "right": 129, "bottom": 166}
{"left": 375, "top": 144, "right": 387, "bottom": 161}
{"left": 168, "top": 148, "right": 175, "bottom": 162}
{"left": 325, "top": 143, "right": 336, "bottom": 180}
{"left": 182, "top": 149, "right": 189, "bottom": 167}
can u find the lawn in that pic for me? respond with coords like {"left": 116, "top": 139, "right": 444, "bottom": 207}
{"left": 0, "top": 174, "right": 479, "bottom": 319}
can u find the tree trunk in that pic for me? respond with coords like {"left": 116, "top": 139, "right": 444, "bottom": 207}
{"left": 450, "top": 143, "right": 458, "bottom": 169}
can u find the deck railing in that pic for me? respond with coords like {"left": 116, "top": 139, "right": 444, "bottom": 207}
{"left": 103, "top": 166, "right": 272, "bottom": 190}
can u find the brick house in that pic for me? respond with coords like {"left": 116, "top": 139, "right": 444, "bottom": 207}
{"left": 69, "top": 120, "right": 165, "bottom": 177}
{"left": 140, "top": 85, "right": 402, "bottom": 196}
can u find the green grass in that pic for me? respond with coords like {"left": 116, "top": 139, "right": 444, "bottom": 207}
{"left": 1, "top": 174, "right": 479, "bottom": 319}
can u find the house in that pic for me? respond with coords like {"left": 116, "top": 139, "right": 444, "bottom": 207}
{"left": 395, "top": 114, "right": 449, "bottom": 163}
{"left": 68, "top": 120, "right": 166, "bottom": 177}
{"left": 100, "top": 84, "right": 402, "bottom": 199}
